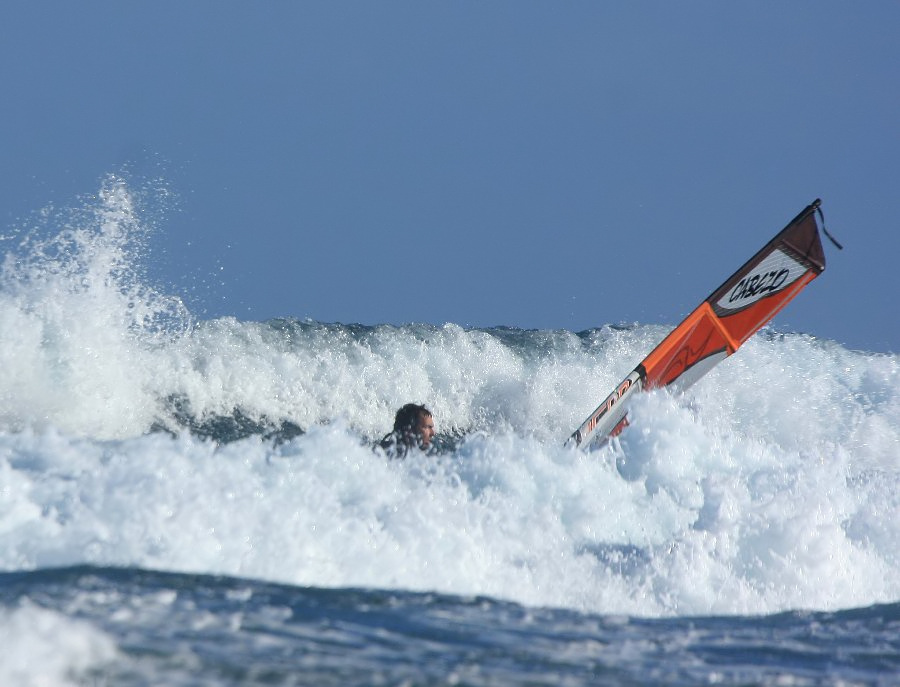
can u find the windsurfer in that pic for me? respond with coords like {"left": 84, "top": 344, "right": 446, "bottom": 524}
{"left": 378, "top": 403, "right": 435, "bottom": 458}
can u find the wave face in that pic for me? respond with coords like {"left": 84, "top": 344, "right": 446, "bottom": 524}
{"left": 1, "top": 178, "right": 898, "bottom": 618}
{"left": 2, "top": 566, "right": 898, "bottom": 687}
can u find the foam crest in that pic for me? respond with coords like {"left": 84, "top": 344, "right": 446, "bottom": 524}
{"left": 152, "top": 319, "right": 664, "bottom": 446}
{"left": 0, "top": 175, "right": 191, "bottom": 437}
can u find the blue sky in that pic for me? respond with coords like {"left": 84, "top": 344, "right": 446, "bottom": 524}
{"left": 2, "top": 2, "right": 897, "bottom": 352}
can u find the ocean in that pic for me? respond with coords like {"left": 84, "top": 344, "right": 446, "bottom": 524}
{"left": 1, "top": 178, "right": 898, "bottom": 685}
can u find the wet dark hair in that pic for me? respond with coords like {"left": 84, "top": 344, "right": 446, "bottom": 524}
{"left": 392, "top": 403, "right": 432, "bottom": 434}
{"left": 378, "top": 403, "right": 433, "bottom": 457}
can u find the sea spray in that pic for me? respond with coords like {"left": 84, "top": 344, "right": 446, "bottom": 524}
{"left": 0, "top": 175, "right": 191, "bottom": 437}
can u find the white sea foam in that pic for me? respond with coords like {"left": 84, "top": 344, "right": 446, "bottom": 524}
{"left": 0, "top": 405, "right": 896, "bottom": 617}
{"left": 0, "top": 601, "right": 118, "bottom": 687}
{"left": 0, "top": 178, "right": 897, "bottom": 617}
{"left": 0, "top": 175, "right": 191, "bottom": 438}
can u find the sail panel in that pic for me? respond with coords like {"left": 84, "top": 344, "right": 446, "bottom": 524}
{"left": 567, "top": 200, "right": 829, "bottom": 451}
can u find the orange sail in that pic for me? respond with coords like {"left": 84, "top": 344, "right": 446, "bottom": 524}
{"left": 566, "top": 199, "right": 830, "bottom": 450}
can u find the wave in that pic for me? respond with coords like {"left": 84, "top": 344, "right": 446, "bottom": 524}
{"left": 3, "top": 565, "right": 898, "bottom": 686}
{"left": 1, "top": 177, "right": 898, "bottom": 618}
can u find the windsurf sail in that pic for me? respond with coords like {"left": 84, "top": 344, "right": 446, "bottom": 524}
{"left": 566, "top": 199, "right": 833, "bottom": 451}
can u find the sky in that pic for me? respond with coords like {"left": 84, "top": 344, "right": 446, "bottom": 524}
{"left": 1, "top": 2, "right": 898, "bottom": 353}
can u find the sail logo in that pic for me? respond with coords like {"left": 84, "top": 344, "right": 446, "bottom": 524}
{"left": 729, "top": 268, "right": 789, "bottom": 302}
{"left": 717, "top": 249, "right": 805, "bottom": 312}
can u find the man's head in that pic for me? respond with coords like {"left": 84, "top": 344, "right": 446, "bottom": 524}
{"left": 392, "top": 403, "right": 435, "bottom": 449}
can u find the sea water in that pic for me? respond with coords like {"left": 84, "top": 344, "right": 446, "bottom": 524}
{"left": 1, "top": 177, "right": 898, "bottom": 685}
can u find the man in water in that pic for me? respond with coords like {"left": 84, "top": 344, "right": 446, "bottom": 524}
{"left": 378, "top": 403, "right": 435, "bottom": 458}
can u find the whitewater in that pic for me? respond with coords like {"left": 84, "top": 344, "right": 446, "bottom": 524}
{"left": 1, "top": 177, "right": 898, "bottom": 685}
